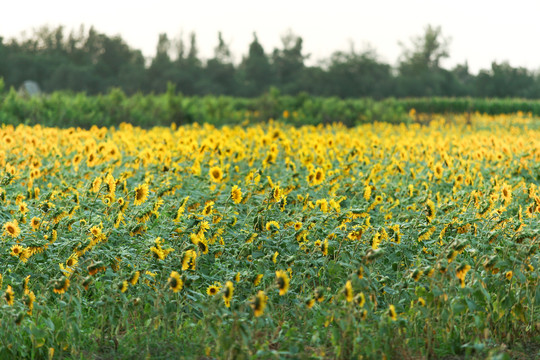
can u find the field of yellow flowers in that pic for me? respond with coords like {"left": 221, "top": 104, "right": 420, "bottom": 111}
{"left": 1, "top": 113, "right": 539, "bottom": 359}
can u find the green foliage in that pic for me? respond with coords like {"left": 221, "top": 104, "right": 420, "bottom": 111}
{"left": 3, "top": 25, "right": 540, "bottom": 99}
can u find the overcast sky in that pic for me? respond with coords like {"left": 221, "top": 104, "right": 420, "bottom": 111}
{"left": 1, "top": 0, "right": 539, "bottom": 74}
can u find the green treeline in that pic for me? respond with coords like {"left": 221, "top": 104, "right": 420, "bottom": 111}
{"left": 2, "top": 24, "right": 540, "bottom": 98}
{"left": 3, "top": 80, "right": 540, "bottom": 128}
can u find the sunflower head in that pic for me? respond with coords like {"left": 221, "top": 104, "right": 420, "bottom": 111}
{"left": 222, "top": 281, "right": 234, "bottom": 307}
{"left": 134, "top": 183, "right": 150, "bottom": 206}
{"left": 4, "top": 220, "right": 21, "bottom": 238}
{"left": 275, "top": 270, "right": 290, "bottom": 296}
{"left": 209, "top": 166, "right": 224, "bottom": 183}
{"left": 168, "top": 271, "right": 183, "bottom": 292}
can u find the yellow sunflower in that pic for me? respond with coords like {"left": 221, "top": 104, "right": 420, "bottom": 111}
{"left": 4, "top": 220, "right": 21, "bottom": 238}
{"left": 209, "top": 166, "right": 224, "bottom": 183}
{"left": 133, "top": 183, "right": 149, "bottom": 206}
{"left": 222, "top": 281, "right": 234, "bottom": 307}
{"left": 251, "top": 290, "right": 268, "bottom": 317}
{"left": 231, "top": 185, "right": 243, "bottom": 204}
{"left": 275, "top": 270, "right": 289, "bottom": 296}
{"left": 168, "top": 271, "right": 183, "bottom": 292}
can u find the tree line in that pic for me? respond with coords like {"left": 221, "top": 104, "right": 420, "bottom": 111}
{"left": 1, "top": 24, "right": 539, "bottom": 98}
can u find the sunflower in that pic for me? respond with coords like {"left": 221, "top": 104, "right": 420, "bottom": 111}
{"left": 65, "top": 254, "right": 79, "bottom": 268}
{"left": 293, "top": 222, "right": 302, "bottom": 231}
{"left": 265, "top": 221, "right": 280, "bottom": 232}
{"left": 355, "top": 292, "right": 366, "bottom": 308}
{"left": 128, "top": 271, "right": 140, "bottom": 285}
{"left": 501, "top": 184, "right": 512, "bottom": 204}
{"left": 411, "top": 269, "right": 423, "bottom": 282}
{"left": 251, "top": 290, "right": 267, "bottom": 317}
{"left": 4, "top": 220, "right": 21, "bottom": 238}
{"left": 417, "top": 297, "right": 426, "bottom": 306}
{"left": 104, "top": 173, "right": 116, "bottom": 195}
{"left": 181, "top": 250, "right": 197, "bottom": 271}
{"left": 24, "top": 290, "right": 36, "bottom": 315}
{"left": 209, "top": 166, "right": 224, "bottom": 183}
{"left": 91, "top": 177, "right": 102, "bottom": 193}
{"left": 19, "top": 202, "right": 29, "bottom": 214}
{"left": 231, "top": 185, "right": 243, "bottom": 204}
{"left": 30, "top": 217, "right": 41, "bottom": 231}
{"left": 455, "top": 264, "right": 471, "bottom": 288}
{"left": 306, "top": 298, "right": 315, "bottom": 309}
{"left": 321, "top": 239, "right": 328, "bottom": 256}
{"left": 5, "top": 285, "right": 14, "bottom": 306}
{"left": 363, "top": 185, "right": 372, "bottom": 201}
{"left": 253, "top": 274, "right": 263, "bottom": 286}
{"left": 275, "top": 270, "right": 289, "bottom": 296}
{"left": 272, "top": 251, "right": 279, "bottom": 264}
{"left": 344, "top": 280, "right": 353, "bottom": 302}
{"left": 388, "top": 304, "right": 397, "bottom": 321}
{"left": 223, "top": 281, "right": 234, "bottom": 307}
{"left": 10, "top": 244, "right": 24, "bottom": 258}
{"left": 168, "top": 271, "right": 183, "bottom": 292}
{"left": 206, "top": 283, "right": 221, "bottom": 296}
{"left": 505, "top": 271, "right": 513, "bottom": 281}
{"left": 356, "top": 267, "right": 364, "bottom": 279}
{"left": 119, "top": 280, "right": 129, "bottom": 293}
{"left": 133, "top": 183, "right": 149, "bottom": 206}
{"left": 314, "top": 287, "right": 325, "bottom": 302}
{"left": 425, "top": 199, "right": 436, "bottom": 223}
{"left": 433, "top": 163, "right": 443, "bottom": 179}
{"left": 53, "top": 277, "right": 70, "bottom": 294}
{"left": 309, "top": 167, "right": 325, "bottom": 186}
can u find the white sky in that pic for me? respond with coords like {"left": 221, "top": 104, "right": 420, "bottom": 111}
{"left": 1, "top": 0, "right": 540, "bottom": 74}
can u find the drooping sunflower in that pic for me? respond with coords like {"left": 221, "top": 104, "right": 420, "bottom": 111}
{"left": 388, "top": 304, "right": 397, "bottom": 321}
{"left": 168, "top": 271, "right": 183, "bottom": 292}
{"left": 321, "top": 239, "right": 328, "bottom": 256}
{"left": 5, "top": 285, "right": 14, "bottom": 306}
{"left": 119, "top": 280, "right": 129, "bottom": 293}
{"left": 314, "top": 287, "right": 325, "bottom": 303}
{"left": 271, "top": 251, "right": 279, "bottom": 264}
{"left": 24, "top": 290, "right": 36, "bottom": 315}
{"left": 4, "top": 220, "right": 21, "bottom": 238}
{"left": 128, "top": 271, "right": 140, "bottom": 285}
{"left": 251, "top": 290, "right": 268, "bottom": 317}
{"left": 505, "top": 270, "right": 513, "bottom": 281}
{"left": 455, "top": 264, "right": 471, "bottom": 288}
{"left": 344, "top": 280, "right": 353, "bottom": 302}
{"left": 275, "top": 270, "right": 289, "bottom": 296}
{"left": 231, "top": 185, "right": 243, "bottom": 204}
{"left": 425, "top": 199, "right": 436, "bottom": 223}
{"left": 209, "top": 166, "right": 224, "bottom": 183}
{"left": 133, "top": 183, "right": 149, "bottom": 206}
{"left": 223, "top": 281, "right": 234, "bottom": 307}
{"left": 253, "top": 274, "right": 263, "bottom": 286}
{"left": 355, "top": 292, "right": 366, "bottom": 308}
{"left": 181, "top": 249, "right": 197, "bottom": 271}
{"left": 53, "top": 277, "right": 70, "bottom": 294}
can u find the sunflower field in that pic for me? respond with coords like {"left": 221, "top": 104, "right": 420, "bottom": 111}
{"left": 0, "top": 113, "right": 539, "bottom": 359}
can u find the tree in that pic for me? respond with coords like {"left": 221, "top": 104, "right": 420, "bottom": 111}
{"left": 271, "top": 30, "right": 308, "bottom": 94}
{"left": 237, "top": 33, "right": 273, "bottom": 96}
{"left": 397, "top": 25, "right": 456, "bottom": 96}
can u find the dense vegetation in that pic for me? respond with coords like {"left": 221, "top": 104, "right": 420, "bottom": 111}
{"left": 2, "top": 25, "right": 540, "bottom": 98}
{"left": 6, "top": 82, "right": 540, "bottom": 129}
{"left": 0, "top": 114, "right": 538, "bottom": 359}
